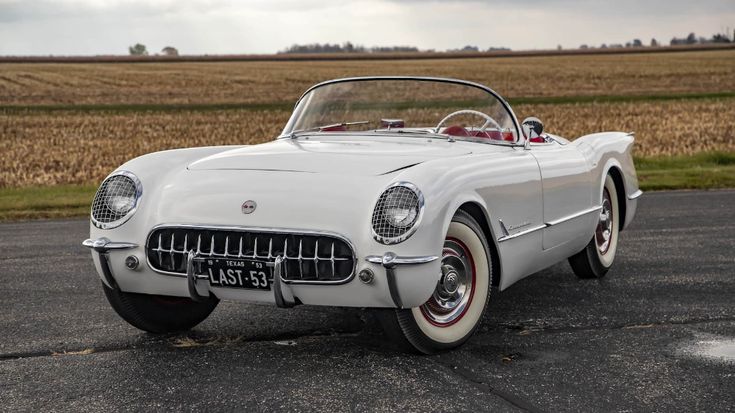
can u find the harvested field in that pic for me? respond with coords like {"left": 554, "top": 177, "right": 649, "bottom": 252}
{"left": 1, "top": 50, "right": 734, "bottom": 106}
{"left": 2, "top": 98, "right": 734, "bottom": 187}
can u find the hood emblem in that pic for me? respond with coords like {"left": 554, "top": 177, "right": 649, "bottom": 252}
{"left": 241, "top": 200, "right": 257, "bottom": 214}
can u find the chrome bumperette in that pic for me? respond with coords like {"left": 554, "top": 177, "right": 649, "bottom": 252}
{"left": 364, "top": 252, "right": 439, "bottom": 267}
{"left": 145, "top": 224, "right": 357, "bottom": 285}
{"left": 82, "top": 237, "right": 139, "bottom": 290}
{"left": 628, "top": 189, "right": 643, "bottom": 200}
{"left": 364, "top": 252, "right": 439, "bottom": 309}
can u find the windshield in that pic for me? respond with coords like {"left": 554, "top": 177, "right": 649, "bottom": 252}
{"left": 282, "top": 78, "right": 519, "bottom": 143}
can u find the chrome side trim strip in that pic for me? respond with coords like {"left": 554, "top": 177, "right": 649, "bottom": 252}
{"left": 496, "top": 224, "right": 546, "bottom": 242}
{"left": 545, "top": 206, "right": 603, "bottom": 227}
{"left": 497, "top": 205, "right": 604, "bottom": 243}
{"left": 628, "top": 189, "right": 643, "bottom": 200}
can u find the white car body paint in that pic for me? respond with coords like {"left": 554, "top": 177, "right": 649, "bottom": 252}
{"left": 86, "top": 78, "right": 640, "bottom": 309}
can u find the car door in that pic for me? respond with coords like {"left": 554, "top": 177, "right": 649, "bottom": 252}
{"left": 530, "top": 141, "right": 596, "bottom": 250}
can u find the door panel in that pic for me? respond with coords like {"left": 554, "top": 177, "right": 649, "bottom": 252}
{"left": 531, "top": 143, "right": 594, "bottom": 250}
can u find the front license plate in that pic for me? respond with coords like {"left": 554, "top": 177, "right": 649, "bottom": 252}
{"left": 201, "top": 258, "right": 271, "bottom": 290}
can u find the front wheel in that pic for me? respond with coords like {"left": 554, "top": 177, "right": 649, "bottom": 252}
{"left": 568, "top": 173, "right": 620, "bottom": 279}
{"left": 102, "top": 283, "right": 219, "bottom": 333}
{"left": 377, "top": 210, "right": 492, "bottom": 354}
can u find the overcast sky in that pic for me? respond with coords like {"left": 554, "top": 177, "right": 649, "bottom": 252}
{"left": 1, "top": 0, "right": 734, "bottom": 55}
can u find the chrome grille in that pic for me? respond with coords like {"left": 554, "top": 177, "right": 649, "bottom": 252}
{"left": 371, "top": 185, "right": 421, "bottom": 241}
{"left": 91, "top": 173, "right": 141, "bottom": 229}
{"left": 146, "top": 227, "right": 355, "bottom": 283}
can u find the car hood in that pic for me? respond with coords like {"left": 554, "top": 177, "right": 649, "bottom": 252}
{"left": 187, "top": 137, "right": 472, "bottom": 176}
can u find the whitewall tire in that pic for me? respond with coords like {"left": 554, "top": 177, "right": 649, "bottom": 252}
{"left": 376, "top": 210, "right": 492, "bottom": 354}
{"left": 569, "top": 174, "right": 620, "bottom": 279}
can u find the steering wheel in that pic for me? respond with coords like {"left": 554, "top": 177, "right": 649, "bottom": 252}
{"left": 434, "top": 110, "right": 502, "bottom": 134}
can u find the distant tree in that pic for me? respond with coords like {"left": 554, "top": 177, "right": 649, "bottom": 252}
{"left": 632, "top": 39, "right": 643, "bottom": 47}
{"left": 557, "top": 44, "right": 562, "bottom": 50}
{"left": 686, "top": 32, "right": 697, "bottom": 44}
{"left": 711, "top": 33, "right": 731, "bottom": 43}
{"left": 161, "top": 46, "right": 179, "bottom": 56}
{"left": 650, "top": 38, "right": 659, "bottom": 47}
{"left": 600, "top": 43, "right": 608, "bottom": 48}
{"left": 579, "top": 44, "right": 589, "bottom": 49}
{"left": 128, "top": 43, "right": 148, "bottom": 56}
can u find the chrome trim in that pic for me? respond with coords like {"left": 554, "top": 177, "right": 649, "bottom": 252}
{"left": 545, "top": 206, "right": 603, "bottom": 227}
{"left": 365, "top": 253, "right": 439, "bottom": 266}
{"left": 82, "top": 237, "right": 138, "bottom": 290}
{"left": 283, "top": 76, "right": 523, "bottom": 146}
{"left": 145, "top": 223, "right": 357, "bottom": 285}
{"left": 365, "top": 252, "right": 439, "bottom": 308}
{"left": 497, "top": 205, "right": 605, "bottom": 242}
{"left": 90, "top": 170, "right": 143, "bottom": 230}
{"left": 371, "top": 181, "right": 426, "bottom": 245}
{"left": 273, "top": 256, "right": 296, "bottom": 308}
{"left": 496, "top": 224, "right": 546, "bottom": 242}
{"left": 628, "top": 189, "right": 643, "bottom": 200}
{"left": 186, "top": 250, "right": 209, "bottom": 302}
{"left": 83, "top": 237, "right": 139, "bottom": 251}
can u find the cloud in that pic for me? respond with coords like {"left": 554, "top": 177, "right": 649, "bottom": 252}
{"left": 0, "top": 0, "right": 733, "bottom": 55}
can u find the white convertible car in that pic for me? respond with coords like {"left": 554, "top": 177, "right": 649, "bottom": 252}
{"left": 84, "top": 77, "right": 641, "bottom": 353}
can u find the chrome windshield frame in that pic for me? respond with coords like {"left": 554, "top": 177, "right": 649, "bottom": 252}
{"left": 280, "top": 76, "right": 523, "bottom": 146}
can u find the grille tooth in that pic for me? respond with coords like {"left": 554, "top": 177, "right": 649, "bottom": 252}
{"left": 147, "top": 227, "right": 354, "bottom": 282}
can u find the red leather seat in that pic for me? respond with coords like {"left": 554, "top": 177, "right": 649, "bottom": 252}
{"left": 443, "top": 125, "right": 470, "bottom": 137}
{"left": 471, "top": 130, "right": 515, "bottom": 141}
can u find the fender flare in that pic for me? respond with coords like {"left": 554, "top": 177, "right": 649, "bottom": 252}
{"left": 440, "top": 191, "right": 503, "bottom": 287}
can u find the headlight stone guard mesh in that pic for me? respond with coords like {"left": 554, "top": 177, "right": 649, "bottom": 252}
{"left": 91, "top": 174, "right": 139, "bottom": 227}
{"left": 371, "top": 185, "right": 421, "bottom": 242}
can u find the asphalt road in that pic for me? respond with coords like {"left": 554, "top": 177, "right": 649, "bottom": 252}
{"left": 1, "top": 190, "right": 734, "bottom": 412}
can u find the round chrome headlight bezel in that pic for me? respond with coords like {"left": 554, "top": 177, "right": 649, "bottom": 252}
{"left": 371, "top": 182, "right": 424, "bottom": 245}
{"left": 91, "top": 171, "right": 143, "bottom": 230}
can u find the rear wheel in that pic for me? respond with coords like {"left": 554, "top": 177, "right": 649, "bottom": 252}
{"left": 568, "top": 174, "right": 620, "bottom": 279}
{"left": 377, "top": 210, "right": 492, "bottom": 354}
{"left": 102, "top": 283, "right": 219, "bottom": 333}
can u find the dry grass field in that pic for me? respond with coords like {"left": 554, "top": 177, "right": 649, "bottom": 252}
{"left": 2, "top": 98, "right": 733, "bottom": 187}
{"left": 1, "top": 48, "right": 734, "bottom": 218}
{"left": 1, "top": 50, "right": 733, "bottom": 106}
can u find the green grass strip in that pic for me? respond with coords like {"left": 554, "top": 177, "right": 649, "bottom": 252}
{"left": 635, "top": 151, "right": 735, "bottom": 191}
{"left": 0, "top": 185, "right": 96, "bottom": 221}
{"left": 1, "top": 91, "right": 734, "bottom": 114}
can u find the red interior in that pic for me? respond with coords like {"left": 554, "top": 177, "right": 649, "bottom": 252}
{"left": 442, "top": 125, "right": 470, "bottom": 137}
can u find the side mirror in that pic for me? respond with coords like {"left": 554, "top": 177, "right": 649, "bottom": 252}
{"left": 522, "top": 117, "right": 544, "bottom": 138}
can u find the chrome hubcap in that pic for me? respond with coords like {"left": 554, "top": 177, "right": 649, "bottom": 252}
{"left": 596, "top": 188, "right": 613, "bottom": 254}
{"left": 421, "top": 239, "right": 474, "bottom": 326}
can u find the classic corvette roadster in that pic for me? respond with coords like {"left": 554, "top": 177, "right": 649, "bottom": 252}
{"left": 84, "top": 76, "right": 641, "bottom": 353}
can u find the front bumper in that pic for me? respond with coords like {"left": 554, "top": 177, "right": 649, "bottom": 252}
{"left": 83, "top": 237, "right": 440, "bottom": 308}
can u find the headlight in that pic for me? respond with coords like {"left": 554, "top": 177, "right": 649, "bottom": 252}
{"left": 91, "top": 171, "right": 142, "bottom": 229}
{"left": 371, "top": 182, "right": 424, "bottom": 245}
